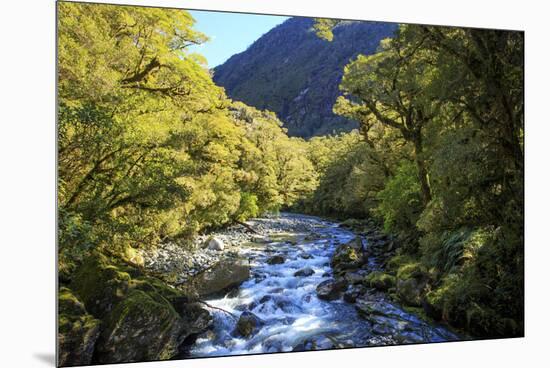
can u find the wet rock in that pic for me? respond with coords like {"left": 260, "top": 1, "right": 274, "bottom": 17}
{"left": 316, "top": 278, "right": 348, "bottom": 301}
{"left": 304, "top": 233, "right": 322, "bottom": 241}
{"left": 266, "top": 255, "right": 285, "bottom": 265}
{"left": 355, "top": 299, "right": 391, "bottom": 319}
{"left": 345, "top": 271, "right": 368, "bottom": 285}
{"left": 207, "top": 237, "right": 224, "bottom": 251}
{"left": 372, "top": 321, "right": 394, "bottom": 336}
{"left": 58, "top": 287, "right": 101, "bottom": 367}
{"left": 299, "top": 253, "right": 314, "bottom": 259}
{"left": 235, "top": 311, "right": 264, "bottom": 337}
{"left": 294, "top": 267, "right": 315, "bottom": 277}
{"left": 259, "top": 294, "right": 273, "bottom": 304}
{"left": 343, "top": 285, "right": 367, "bottom": 303}
{"left": 292, "top": 335, "right": 340, "bottom": 351}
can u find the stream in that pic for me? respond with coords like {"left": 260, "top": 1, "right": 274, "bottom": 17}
{"left": 189, "top": 213, "right": 459, "bottom": 357}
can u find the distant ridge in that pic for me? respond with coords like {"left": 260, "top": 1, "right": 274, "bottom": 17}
{"left": 213, "top": 17, "right": 397, "bottom": 138}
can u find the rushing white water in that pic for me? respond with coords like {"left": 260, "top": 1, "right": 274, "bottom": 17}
{"left": 189, "top": 214, "right": 458, "bottom": 357}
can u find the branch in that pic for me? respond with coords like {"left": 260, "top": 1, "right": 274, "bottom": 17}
{"left": 234, "top": 220, "right": 261, "bottom": 235}
{"left": 196, "top": 300, "right": 237, "bottom": 319}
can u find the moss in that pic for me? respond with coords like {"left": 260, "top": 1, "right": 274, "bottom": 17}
{"left": 58, "top": 287, "right": 101, "bottom": 366}
{"left": 402, "top": 305, "right": 431, "bottom": 323}
{"left": 95, "top": 289, "right": 183, "bottom": 364}
{"left": 364, "top": 271, "right": 395, "bottom": 291}
{"left": 70, "top": 252, "right": 132, "bottom": 318}
{"left": 396, "top": 262, "right": 427, "bottom": 280}
{"left": 386, "top": 254, "right": 415, "bottom": 272}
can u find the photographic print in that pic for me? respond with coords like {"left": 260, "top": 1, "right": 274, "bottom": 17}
{"left": 57, "top": 1, "right": 524, "bottom": 366}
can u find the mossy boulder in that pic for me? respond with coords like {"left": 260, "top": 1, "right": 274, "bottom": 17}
{"left": 58, "top": 287, "right": 101, "bottom": 367}
{"left": 363, "top": 271, "right": 395, "bottom": 291}
{"left": 331, "top": 237, "right": 365, "bottom": 273}
{"left": 68, "top": 252, "right": 212, "bottom": 364}
{"left": 94, "top": 289, "right": 186, "bottom": 364}
{"left": 70, "top": 252, "right": 133, "bottom": 318}
{"left": 395, "top": 261, "right": 429, "bottom": 307}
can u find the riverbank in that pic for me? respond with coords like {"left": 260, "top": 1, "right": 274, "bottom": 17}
{"left": 140, "top": 213, "right": 331, "bottom": 285}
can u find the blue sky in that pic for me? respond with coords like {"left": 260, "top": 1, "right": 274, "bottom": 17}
{"left": 188, "top": 10, "right": 290, "bottom": 68}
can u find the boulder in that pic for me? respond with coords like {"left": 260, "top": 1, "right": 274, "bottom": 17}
{"left": 58, "top": 287, "right": 101, "bottom": 367}
{"left": 330, "top": 237, "right": 365, "bottom": 273}
{"left": 191, "top": 259, "right": 250, "bottom": 298}
{"left": 70, "top": 252, "right": 132, "bottom": 318}
{"left": 299, "top": 253, "right": 314, "bottom": 259}
{"left": 266, "top": 255, "right": 285, "bottom": 265}
{"left": 95, "top": 289, "right": 188, "bottom": 364}
{"left": 316, "top": 279, "right": 348, "bottom": 301}
{"left": 294, "top": 267, "right": 315, "bottom": 277}
{"left": 363, "top": 271, "right": 396, "bottom": 291}
{"left": 345, "top": 271, "right": 368, "bottom": 285}
{"left": 396, "top": 278, "right": 427, "bottom": 307}
{"left": 395, "top": 262, "right": 429, "bottom": 307}
{"left": 343, "top": 285, "right": 367, "bottom": 303}
{"left": 235, "top": 311, "right": 264, "bottom": 337}
{"left": 207, "top": 237, "right": 224, "bottom": 251}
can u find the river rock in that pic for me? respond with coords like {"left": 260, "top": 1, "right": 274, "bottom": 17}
{"left": 396, "top": 278, "right": 427, "bottom": 307}
{"left": 235, "top": 311, "right": 264, "bottom": 337}
{"left": 330, "top": 237, "right": 365, "bottom": 274}
{"left": 58, "top": 287, "right": 101, "bottom": 367}
{"left": 316, "top": 279, "right": 348, "bottom": 300}
{"left": 355, "top": 299, "right": 390, "bottom": 319}
{"left": 192, "top": 259, "right": 250, "bottom": 298}
{"left": 343, "top": 285, "right": 367, "bottom": 303}
{"left": 299, "top": 253, "right": 314, "bottom": 259}
{"left": 294, "top": 267, "right": 315, "bottom": 277}
{"left": 207, "top": 237, "right": 225, "bottom": 251}
{"left": 266, "top": 255, "right": 285, "bottom": 265}
{"left": 252, "top": 235, "right": 270, "bottom": 243}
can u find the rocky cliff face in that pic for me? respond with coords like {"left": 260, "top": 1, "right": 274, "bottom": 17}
{"left": 213, "top": 17, "right": 396, "bottom": 138}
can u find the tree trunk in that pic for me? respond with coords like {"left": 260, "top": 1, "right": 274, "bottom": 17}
{"left": 412, "top": 134, "right": 432, "bottom": 206}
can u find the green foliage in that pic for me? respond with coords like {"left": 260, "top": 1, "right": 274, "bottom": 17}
{"left": 58, "top": 2, "right": 318, "bottom": 269}
{"left": 374, "top": 161, "right": 422, "bottom": 235}
{"left": 310, "top": 21, "right": 523, "bottom": 337}
{"left": 364, "top": 271, "right": 395, "bottom": 291}
{"left": 235, "top": 193, "right": 260, "bottom": 222}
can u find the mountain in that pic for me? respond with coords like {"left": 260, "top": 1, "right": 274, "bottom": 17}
{"left": 213, "top": 17, "right": 397, "bottom": 138}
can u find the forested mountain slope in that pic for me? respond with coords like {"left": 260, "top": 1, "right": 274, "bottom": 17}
{"left": 213, "top": 17, "right": 396, "bottom": 138}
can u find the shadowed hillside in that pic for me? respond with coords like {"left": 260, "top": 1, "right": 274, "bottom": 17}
{"left": 214, "top": 17, "right": 397, "bottom": 138}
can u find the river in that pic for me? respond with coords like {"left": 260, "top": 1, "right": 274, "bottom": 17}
{"left": 188, "top": 213, "right": 459, "bottom": 357}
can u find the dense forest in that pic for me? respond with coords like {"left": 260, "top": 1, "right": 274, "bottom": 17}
{"left": 57, "top": 2, "right": 523, "bottom": 366}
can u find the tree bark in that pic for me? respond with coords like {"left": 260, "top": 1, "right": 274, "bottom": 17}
{"left": 412, "top": 133, "right": 432, "bottom": 206}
